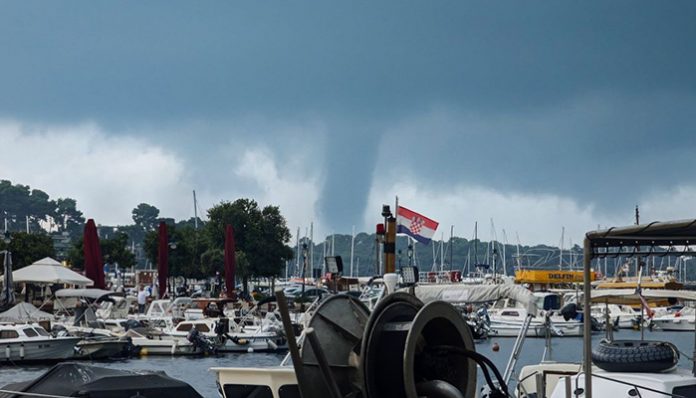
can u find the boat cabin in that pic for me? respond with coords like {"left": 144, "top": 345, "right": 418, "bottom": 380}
{"left": 0, "top": 323, "right": 52, "bottom": 341}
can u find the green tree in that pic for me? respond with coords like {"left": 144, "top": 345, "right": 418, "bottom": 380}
{"left": 200, "top": 249, "right": 250, "bottom": 282}
{"left": 204, "top": 199, "right": 293, "bottom": 285}
{"left": 143, "top": 224, "right": 208, "bottom": 278}
{"left": 101, "top": 232, "right": 136, "bottom": 269}
{"left": 132, "top": 203, "right": 160, "bottom": 232}
{"left": 0, "top": 232, "right": 55, "bottom": 269}
{"left": 67, "top": 232, "right": 135, "bottom": 270}
{"left": 54, "top": 198, "right": 85, "bottom": 239}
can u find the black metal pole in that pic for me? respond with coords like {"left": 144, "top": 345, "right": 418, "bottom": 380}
{"left": 275, "top": 290, "right": 305, "bottom": 388}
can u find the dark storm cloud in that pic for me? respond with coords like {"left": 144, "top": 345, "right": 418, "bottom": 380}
{"left": 1, "top": 1, "right": 695, "bottom": 231}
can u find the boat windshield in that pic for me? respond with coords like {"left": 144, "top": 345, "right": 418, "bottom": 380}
{"left": 23, "top": 328, "right": 38, "bottom": 337}
{"left": 33, "top": 327, "right": 50, "bottom": 337}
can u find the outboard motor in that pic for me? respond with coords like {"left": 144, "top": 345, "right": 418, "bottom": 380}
{"left": 187, "top": 328, "right": 217, "bottom": 354}
{"left": 559, "top": 303, "right": 578, "bottom": 321}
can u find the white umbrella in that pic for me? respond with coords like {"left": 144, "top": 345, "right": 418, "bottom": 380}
{"left": 12, "top": 257, "right": 94, "bottom": 286}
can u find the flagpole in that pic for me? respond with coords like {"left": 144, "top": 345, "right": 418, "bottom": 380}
{"left": 395, "top": 196, "right": 399, "bottom": 264}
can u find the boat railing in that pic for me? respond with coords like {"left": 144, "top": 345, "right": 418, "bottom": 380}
{"left": 418, "top": 270, "right": 462, "bottom": 284}
{"left": 516, "top": 369, "right": 581, "bottom": 398}
{"left": 573, "top": 372, "right": 688, "bottom": 398}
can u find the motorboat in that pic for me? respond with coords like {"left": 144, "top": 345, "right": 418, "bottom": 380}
{"left": 0, "top": 323, "right": 80, "bottom": 362}
{"left": 590, "top": 303, "right": 640, "bottom": 329}
{"left": 651, "top": 306, "right": 695, "bottom": 331}
{"left": 527, "top": 220, "right": 696, "bottom": 398}
{"left": 73, "top": 335, "right": 138, "bottom": 359}
{"left": 1, "top": 362, "right": 203, "bottom": 398}
{"left": 211, "top": 366, "right": 297, "bottom": 398}
{"left": 124, "top": 328, "right": 200, "bottom": 356}
{"left": 487, "top": 292, "right": 586, "bottom": 337}
{"left": 169, "top": 315, "right": 287, "bottom": 353}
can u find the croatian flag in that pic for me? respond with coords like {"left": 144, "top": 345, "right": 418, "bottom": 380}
{"left": 396, "top": 206, "right": 439, "bottom": 244}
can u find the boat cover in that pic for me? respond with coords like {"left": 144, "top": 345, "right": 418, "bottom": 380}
{"left": 410, "top": 283, "right": 539, "bottom": 314}
{"left": 0, "top": 302, "right": 54, "bottom": 322}
{"left": 0, "top": 362, "right": 203, "bottom": 398}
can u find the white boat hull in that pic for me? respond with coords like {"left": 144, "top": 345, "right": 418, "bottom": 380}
{"left": 652, "top": 315, "right": 696, "bottom": 331}
{"left": 130, "top": 337, "right": 199, "bottom": 355}
{"left": 0, "top": 337, "right": 81, "bottom": 362}
{"left": 489, "top": 320, "right": 547, "bottom": 337}
{"left": 218, "top": 334, "right": 288, "bottom": 353}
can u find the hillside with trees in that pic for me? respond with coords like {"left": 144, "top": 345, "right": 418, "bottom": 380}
{"left": 3, "top": 178, "right": 672, "bottom": 281}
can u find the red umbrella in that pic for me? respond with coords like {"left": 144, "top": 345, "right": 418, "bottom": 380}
{"left": 83, "top": 219, "right": 105, "bottom": 289}
{"left": 224, "top": 224, "right": 236, "bottom": 298}
{"left": 157, "top": 222, "right": 168, "bottom": 298}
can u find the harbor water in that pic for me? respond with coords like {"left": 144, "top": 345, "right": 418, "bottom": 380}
{"left": 0, "top": 330, "right": 693, "bottom": 397}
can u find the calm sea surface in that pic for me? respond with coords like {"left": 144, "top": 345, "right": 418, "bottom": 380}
{"left": 1, "top": 329, "right": 693, "bottom": 397}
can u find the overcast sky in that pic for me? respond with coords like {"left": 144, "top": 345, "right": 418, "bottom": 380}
{"left": 1, "top": 1, "right": 695, "bottom": 245}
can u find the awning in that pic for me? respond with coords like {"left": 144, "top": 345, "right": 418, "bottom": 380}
{"left": 587, "top": 219, "right": 696, "bottom": 256}
{"left": 591, "top": 288, "right": 696, "bottom": 303}
{"left": 55, "top": 288, "right": 122, "bottom": 301}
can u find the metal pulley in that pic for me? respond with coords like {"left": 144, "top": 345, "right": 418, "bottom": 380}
{"left": 289, "top": 291, "right": 478, "bottom": 398}
{"left": 360, "top": 292, "right": 424, "bottom": 398}
{"left": 360, "top": 293, "right": 476, "bottom": 398}
{"left": 403, "top": 301, "right": 476, "bottom": 398}
{"left": 299, "top": 294, "right": 370, "bottom": 398}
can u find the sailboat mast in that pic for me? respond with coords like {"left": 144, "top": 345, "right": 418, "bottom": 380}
{"left": 310, "top": 222, "right": 314, "bottom": 274}
{"left": 295, "top": 227, "right": 300, "bottom": 276}
{"left": 350, "top": 225, "right": 355, "bottom": 277}
{"left": 440, "top": 233, "right": 444, "bottom": 272}
{"left": 449, "top": 225, "right": 454, "bottom": 271}
{"left": 559, "top": 226, "right": 565, "bottom": 270}
{"left": 192, "top": 190, "right": 198, "bottom": 230}
{"left": 502, "top": 229, "right": 508, "bottom": 277}
{"left": 474, "top": 221, "right": 478, "bottom": 266}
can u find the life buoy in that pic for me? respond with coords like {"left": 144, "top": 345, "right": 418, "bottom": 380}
{"left": 592, "top": 340, "right": 678, "bottom": 372}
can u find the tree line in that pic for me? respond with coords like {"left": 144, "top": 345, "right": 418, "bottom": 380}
{"left": 0, "top": 179, "right": 294, "bottom": 283}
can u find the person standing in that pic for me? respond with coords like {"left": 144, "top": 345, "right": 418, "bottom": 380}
{"left": 137, "top": 285, "right": 148, "bottom": 314}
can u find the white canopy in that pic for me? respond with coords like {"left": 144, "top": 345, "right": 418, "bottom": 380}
{"left": 55, "top": 288, "right": 120, "bottom": 300}
{"left": 0, "top": 302, "right": 54, "bottom": 322}
{"left": 12, "top": 257, "right": 94, "bottom": 286}
{"left": 411, "top": 283, "right": 539, "bottom": 314}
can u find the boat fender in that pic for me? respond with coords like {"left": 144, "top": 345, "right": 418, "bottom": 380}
{"left": 171, "top": 339, "right": 178, "bottom": 355}
{"left": 592, "top": 340, "right": 678, "bottom": 373}
{"left": 5, "top": 345, "right": 9, "bottom": 359}
{"left": 229, "top": 335, "right": 249, "bottom": 346}
{"left": 247, "top": 347, "right": 254, "bottom": 353}
{"left": 267, "top": 339, "right": 278, "bottom": 350}
{"left": 19, "top": 343, "right": 24, "bottom": 360}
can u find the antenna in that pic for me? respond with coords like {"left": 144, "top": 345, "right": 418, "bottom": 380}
{"left": 474, "top": 221, "right": 478, "bottom": 265}
{"left": 559, "top": 226, "right": 565, "bottom": 270}
{"left": 192, "top": 190, "right": 198, "bottom": 230}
